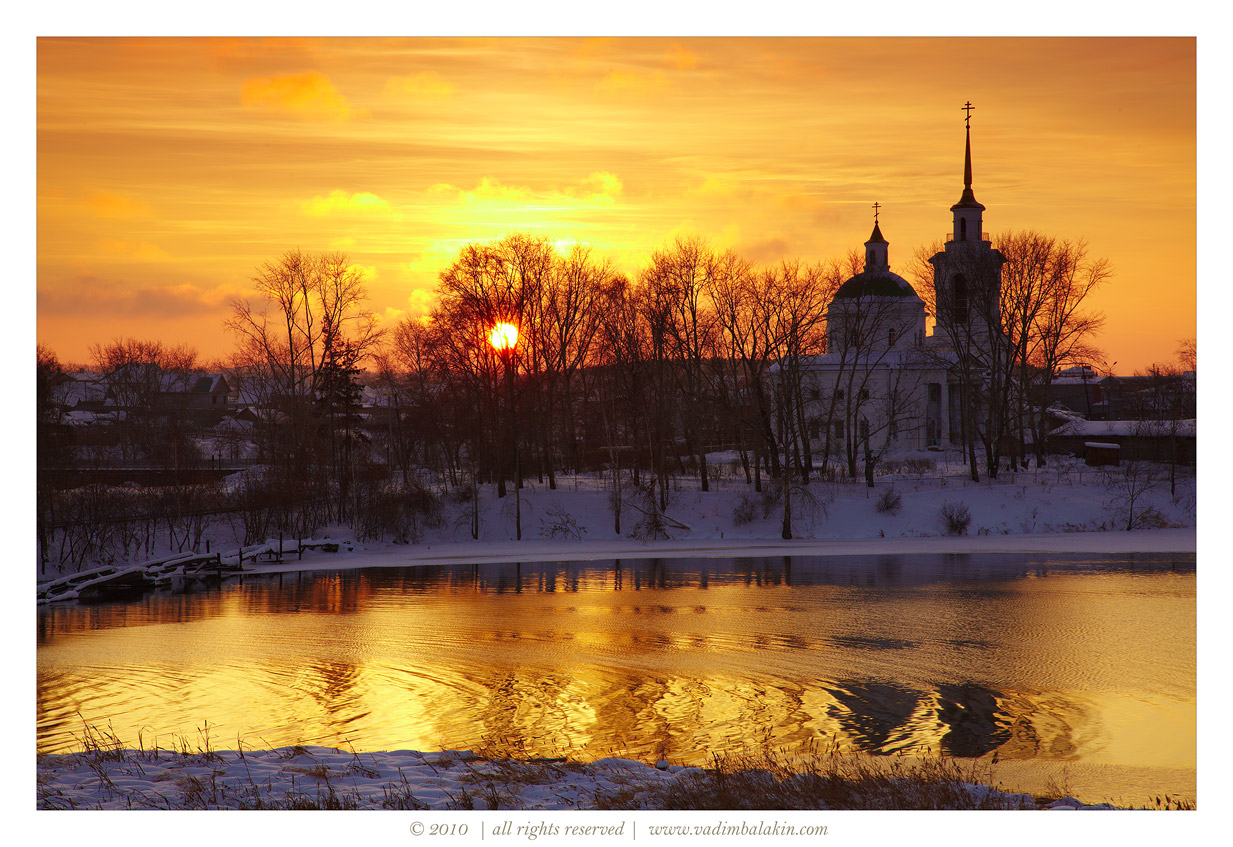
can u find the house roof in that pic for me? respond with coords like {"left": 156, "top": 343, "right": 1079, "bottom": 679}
{"left": 1049, "top": 419, "right": 1196, "bottom": 439}
{"left": 189, "top": 373, "right": 227, "bottom": 394}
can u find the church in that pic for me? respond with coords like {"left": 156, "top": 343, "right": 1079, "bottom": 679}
{"left": 800, "top": 105, "right": 1005, "bottom": 464}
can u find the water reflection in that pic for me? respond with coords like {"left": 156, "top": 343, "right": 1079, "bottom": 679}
{"left": 37, "top": 552, "right": 1195, "bottom": 804}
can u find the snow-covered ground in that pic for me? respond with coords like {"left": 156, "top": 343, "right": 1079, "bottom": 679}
{"left": 39, "top": 454, "right": 1197, "bottom": 583}
{"left": 36, "top": 744, "right": 1120, "bottom": 811}
{"left": 235, "top": 457, "right": 1197, "bottom": 576}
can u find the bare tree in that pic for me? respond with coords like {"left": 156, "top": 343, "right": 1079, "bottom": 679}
{"left": 89, "top": 337, "right": 201, "bottom": 467}
{"left": 1177, "top": 337, "right": 1197, "bottom": 372}
{"left": 707, "top": 260, "right": 775, "bottom": 490}
{"left": 226, "top": 250, "right": 383, "bottom": 525}
{"left": 639, "top": 236, "right": 729, "bottom": 493}
{"left": 37, "top": 345, "right": 72, "bottom": 574}
{"left": 432, "top": 235, "right": 548, "bottom": 503}
{"left": 529, "top": 244, "right": 613, "bottom": 486}
{"left": 911, "top": 230, "right": 1109, "bottom": 477}
{"left": 1008, "top": 234, "right": 1109, "bottom": 466}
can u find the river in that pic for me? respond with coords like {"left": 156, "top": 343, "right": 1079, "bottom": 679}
{"left": 37, "top": 551, "right": 1195, "bottom": 807}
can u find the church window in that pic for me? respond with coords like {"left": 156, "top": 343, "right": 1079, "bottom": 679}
{"left": 960, "top": 218, "right": 967, "bottom": 241}
{"left": 888, "top": 328, "right": 897, "bottom": 347}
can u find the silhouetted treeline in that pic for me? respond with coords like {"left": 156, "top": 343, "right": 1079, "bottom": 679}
{"left": 37, "top": 229, "right": 1126, "bottom": 568}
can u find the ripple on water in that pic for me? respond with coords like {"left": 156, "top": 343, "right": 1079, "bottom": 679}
{"left": 35, "top": 554, "right": 1195, "bottom": 806}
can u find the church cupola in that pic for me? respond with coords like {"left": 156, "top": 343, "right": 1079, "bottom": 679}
{"left": 950, "top": 101, "right": 986, "bottom": 243}
{"left": 864, "top": 202, "right": 889, "bottom": 270}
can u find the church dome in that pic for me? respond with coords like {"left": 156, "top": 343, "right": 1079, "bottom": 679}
{"left": 832, "top": 269, "right": 921, "bottom": 300}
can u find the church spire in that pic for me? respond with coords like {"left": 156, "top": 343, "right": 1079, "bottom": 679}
{"left": 963, "top": 101, "right": 974, "bottom": 194}
{"left": 950, "top": 100, "right": 985, "bottom": 241}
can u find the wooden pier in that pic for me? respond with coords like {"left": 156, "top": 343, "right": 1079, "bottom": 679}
{"left": 37, "top": 537, "right": 352, "bottom": 604}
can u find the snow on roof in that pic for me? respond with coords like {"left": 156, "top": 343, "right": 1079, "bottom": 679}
{"left": 63, "top": 409, "right": 123, "bottom": 426}
{"left": 790, "top": 349, "right": 946, "bottom": 372}
{"left": 1046, "top": 403, "right": 1085, "bottom": 422}
{"left": 1050, "top": 419, "right": 1196, "bottom": 438}
{"left": 214, "top": 416, "right": 254, "bottom": 432}
{"left": 53, "top": 377, "right": 106, "bottom": 407}
{"left": 190, "top": 373, "right": 227, "bottom": 394}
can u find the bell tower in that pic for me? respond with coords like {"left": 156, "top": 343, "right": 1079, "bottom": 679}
{"left": 929, "top": 102, "right": 1005, "bottom": 346}
{"left": 950, "top": 101, "right": 986, "bottom": 244}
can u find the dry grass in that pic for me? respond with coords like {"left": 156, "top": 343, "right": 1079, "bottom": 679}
{"left": 594, "top": 742, "right": 1027, "bottom": 811}
{"left": 41, "top": 722, "right": 1194, "bottom": 811}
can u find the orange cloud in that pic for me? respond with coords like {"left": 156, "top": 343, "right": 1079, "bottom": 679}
{"left": 575, "top": 38, "right": 616, "bottom": 60}
{"left": 405, "top": 288, "right": 437, "bottom": 317}
{"left": 241, "top": 71, "right": 363, "bottom": 120}
{"left": 688, "top": 176, "right": 736, "bottom": 198}
{"left": 563, "top": 171, "right": 624, "bottom": 204}
{"left": 429, "top": 177, "right": 534, "bottom": 204}
{"left": 301, "top": 190, "right": 400, "bottom": 218}
{"left": 667, "top": 44, "right": 698, "bottom": 70}
{"left": 430, "top": 174, "right": 624, "bottom": 206}
{"left": 39, "top": 274, "right": 240, "bottom": 319}
{"left": 595, "top": 69, "right": 668, "bottom": 97}
{"left": 83, "top": 191, "right": 151, "bottom": 219}
{"left": 97, "top": 239, "right": 169, "bottom": 261}
{"left": 384, "top": 72, "right": 456, "bottom": 99}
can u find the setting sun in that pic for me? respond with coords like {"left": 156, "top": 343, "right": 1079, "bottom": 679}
{"left": 488, "top": 321, "right": 519, "bottom": 351}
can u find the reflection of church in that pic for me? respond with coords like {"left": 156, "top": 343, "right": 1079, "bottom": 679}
{"left": 802, "top": 106, "right": 1004, "bottom": 454}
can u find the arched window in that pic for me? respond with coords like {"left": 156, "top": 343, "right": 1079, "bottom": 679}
{"left": 960, "top": 218, "right": 968, "bottom": 241}
{"left": 951, "top": 274, "right": 969, "bottom": 324}
{"left": 888, "top": 328, "right": 897, "bottom": 347}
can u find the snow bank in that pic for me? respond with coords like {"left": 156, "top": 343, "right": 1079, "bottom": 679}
{"left": 40, "top": 456, "right": 1196, "bottom": 581}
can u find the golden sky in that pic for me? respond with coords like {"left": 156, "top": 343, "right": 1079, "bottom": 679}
{"left": 36, "top": 37, "right": 1195, "bottom": 373}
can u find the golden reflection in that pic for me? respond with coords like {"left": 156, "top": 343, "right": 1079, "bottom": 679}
{"left": 36, "top": 557, "right": 1195, "bottom": 805}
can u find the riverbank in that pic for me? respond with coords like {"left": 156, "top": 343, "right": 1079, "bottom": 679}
{"left": 38, "top": 739, "right": 1138, "bottom": 811}
{"left": 240, "top": 526, "right": 1198, "bottom": 576}
{"left": 38, "top": 456, "right": 1197, "bottom": 583}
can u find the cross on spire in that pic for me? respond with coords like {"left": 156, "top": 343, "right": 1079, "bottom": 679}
{"left": 872, "top": 201, "right": 881, "bottom": 222}
{"left": 962, "top": 100, "right": 975, "bottom": 129}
